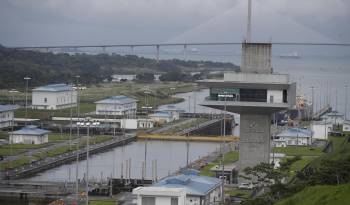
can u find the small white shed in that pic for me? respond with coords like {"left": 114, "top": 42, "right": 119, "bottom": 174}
{"left": 9, "top": 125, "right": 50, "bottom": 144}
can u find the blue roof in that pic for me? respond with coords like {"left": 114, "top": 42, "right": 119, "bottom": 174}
{"left": 95, "top": 96, "right": 137, "bottom": 104}
{"left": 152, "top": 172, "right": 221, "bottom": 196}
{"left": 149, "top": 111, "right": 172, "bottom": 118}
{"left": 276, "top": 128, "right": 312, "bottom": 138}
{"left": 33, "top": 84, "right": 73, "bottom": 92}
{"left": 9, "top": 125, "right": 51, "bottom": 135}
{"left": 0, "top": 104, "right": 18, "bottom": 112}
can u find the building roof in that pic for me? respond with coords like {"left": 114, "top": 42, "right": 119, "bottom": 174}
{"left": 152, "top": 171, "right": 221, "bottom": 196}
{"left": 95, "top": 96, "right": 138, "bottom": 104}
{"left": 33, "top": 84, "right": 73, "bottom": 92}
{"left": 0, "top": 104, "right": 18, "bottom": 112}
{"left": 323, "top": 111, "right": 344, "bottom": 118}
{"left": 149, "top": 111, "right": 172, "bottom": 118}
{"left": 9, "top": 125, "right": 51, "bottom": 135}
{"left": 158, "top": 105, "right": 186, "bottom": 113}
{"left": 276, "top": 128, "right": 312, "bottom": 138}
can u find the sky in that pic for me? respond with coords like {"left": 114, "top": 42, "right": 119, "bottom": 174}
{"left": 0, "top": 0, "right": 350, "bottom": 47}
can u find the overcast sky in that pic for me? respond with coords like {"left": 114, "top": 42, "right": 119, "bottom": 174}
{"left": 0, "top": 0, "right": 349, "bottom": 46}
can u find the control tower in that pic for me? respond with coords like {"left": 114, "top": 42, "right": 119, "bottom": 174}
{"left": 198, "top": 43, "right": 296, "bottom": 169}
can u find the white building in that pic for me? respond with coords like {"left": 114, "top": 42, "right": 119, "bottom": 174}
{"left": 133, "top": 187, "right": 186, "bottom": 205}
{"left": 111, "top": 74, "right": 136, "bottom": 82}
{"left": 321, "top": 111, "right": 344, "bottom": 126}
{"left": 343, "top": 120, "right": 350, "bottom": 132}
{"left": 9, "top": 125, "right": 50, "bottom": 144}
{"left": 157, "top": 107, "right": 185, "bottom": 122}
{"left": 311, "top": 121, "right": 333, "bottom": 140}
{"left": 0, "top": 105, "right": 17, "bottom": 129}
{"left": 32, "top": 84, "right": 77, "bottom": 110}
{"left": 95, "top": 96, "right": 138, "bottom": 116}
{"left": 146, "top": 171, "right": 222, "bottom": 205}
{"left": 274, "top": 128, "right": 312, "bottom": 147}
{"left": 149, "top": 111, "right": 174, "bottom": 124}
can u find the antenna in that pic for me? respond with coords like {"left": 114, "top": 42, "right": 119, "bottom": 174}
{"left": 246, "top": 0, "right": 252, "bottom": 42}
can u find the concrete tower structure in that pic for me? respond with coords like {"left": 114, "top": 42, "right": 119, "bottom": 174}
{"left": 199, "top": 43, "right": 296, "bottom": 169}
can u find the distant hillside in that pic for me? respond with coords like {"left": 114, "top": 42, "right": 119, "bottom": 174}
{"left": 275, "top": 184, "right": 350, "bottom": 205}
{"left": 0, "top": 46, "right": 238, "bottom": 89}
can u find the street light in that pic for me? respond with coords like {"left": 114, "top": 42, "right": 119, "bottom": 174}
{"left": 74, "top": 75, "right": 80, "bottom": 204}
{"left": 24, "top": 77, "right": 31, "bottom": 126}
{"left": 218, "top": 93, "right": 230, "bottom": 203}
{"left": 345, "top": 85, "right": 348, "bottom": 120}
{"left": 9, "top": 89, "right": 19, "bottom": 105}
{"left": 77, "top": 118, "right": 100, "bottom": 205}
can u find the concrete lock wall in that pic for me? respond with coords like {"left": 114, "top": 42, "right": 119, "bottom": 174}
{"left": 239, "top": 114, "right": 271, "bottom": 170}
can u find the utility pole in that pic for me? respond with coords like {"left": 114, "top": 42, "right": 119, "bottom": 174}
{"left": 24, "top": 77, "right": 31, "bottom": 126}
{"left": 345, "top": 85, "right": 348, "bottom": 120}
{"left": 75, "top": 75, "right": 80, "bottom": 204}
{"left": 311, "top": 86, "right": 315, "bottom": 117}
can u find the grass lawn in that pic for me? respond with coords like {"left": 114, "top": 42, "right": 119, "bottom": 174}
{"left": 282, "top": 156, "right": 318, "bottom": 176}
{"left": 79, "top": 82, "right": 196, "bottom": 108}
{"left": 228, "top": 189, "right": 252, "bottom": 199}
{"left": 275, "top": 183, "right": 350, "bottom": 205}
{"left": 49, "top": 133, "right": 77, "bottom": 142}
{"left": 89, "top": 200, "right": 117, "bottom": 205}
{"left": 14, "top": 103, "right": 95, "bottom": 120}
{"left": 272, "top": 146, "right": 324, "bottom": 156}
{"left": 309, "top": 135, "right": 350, "bottom": 168}
{"left": 0, "top": 156, "right": 34, "bottom": 170}
{"left": 0, "top": 143, "right": 47, "bottom": 156}
{"left": 200, "top": 151, "right": 239, "bottom": 176}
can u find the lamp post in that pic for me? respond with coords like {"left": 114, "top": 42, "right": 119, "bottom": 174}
{"left": 345, "top": 85, "right": 348, "bottom": 120}
{"left": 24, "top": 77, "right": 31, "bottom": 125}
{"left": 9, "top": 89, "right": 19, "bottom": 105}
{"left": 74, "top": 75, "right": 80, "bottom": 204}
{"left": 218, "top": 93, "right": 230, "bottom": 203}
{"left": 77, "top": 118, "right": 100, "bottom": 205}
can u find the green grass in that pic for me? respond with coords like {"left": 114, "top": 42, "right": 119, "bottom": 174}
{"left": 14, "top": 103, "right": 95, "bottom": 120}
{"left": 272, "top": 146, "right": 324, "bottom": 156}
{"left": 286, "top": 156, "right": 317, "bottom": 176}
{"left": 309, "top": 135, "right": 350, "bottom": 168}
{"left": 89, "top": 200, "right": 116, "bottom": 205}
{"left": 228, "top": 189, "right": 251, "bottom": 199}
{"left": 0, "top": 156, "right": 34, "bottom": 170}
{"left": 275, "top": 183, "right": 350, "bottom": 205}
{"left": 49, "top": 133, "right": 76, "bottom": 141}
{"left": 200, "top": 151, "right": 239, "bottom": 176}
{"left": 0, "top": 143, "right": 47, "bottom": 156}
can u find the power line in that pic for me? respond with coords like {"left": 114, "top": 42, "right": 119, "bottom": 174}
{"left": 9, "top": 42, "right": 350, "bottom": 49}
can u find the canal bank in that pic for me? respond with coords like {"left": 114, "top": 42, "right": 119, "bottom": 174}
{"left": 3, "top": 134, "right": 136, "bottom": 179}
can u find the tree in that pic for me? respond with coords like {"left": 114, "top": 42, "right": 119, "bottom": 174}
{"left": 135, "top": 72, "right": 154, "bottom": 82}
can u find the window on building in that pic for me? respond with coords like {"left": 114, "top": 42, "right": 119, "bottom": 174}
{"left": 171, "top": 197, "right": 178, "bottom": 205}
{"left": 270, "top": 95, "right": 274, "bottom": 103}
{"left": 240, "top": 89, "right": 267, "bottom": 102}
{"left": 142, "top": 196, "right": 155, "bottom": 205}
{"left": 44, "top": 98, "right": 47, "bottom": 103}
{"left": 283, "top": 90, "right": 287, "bottom": 103}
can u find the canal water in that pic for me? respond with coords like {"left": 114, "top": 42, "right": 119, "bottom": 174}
{"left": 27, "top": 140, "right": 220, "bottom": 182}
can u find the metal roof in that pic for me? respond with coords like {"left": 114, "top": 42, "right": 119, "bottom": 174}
{"left": 32, "top": 84, "right": 73, "bottom": 92}
{"left": 9, "top": 125, "right": 51, "bottom": 135}
{"left": 149, "top": 111, "right": 172, "bottom": 118}
{"left": 276, "top": 128, "right": 312, "bottom": 138}
{"left": 95, "top": 95, "right": 138, "bottom": 104}
{"left": 152, "top": 171, "right": 221, "bottom": 196}
{"left": 0, "top": 104, "right": 18, "bottom": 112}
